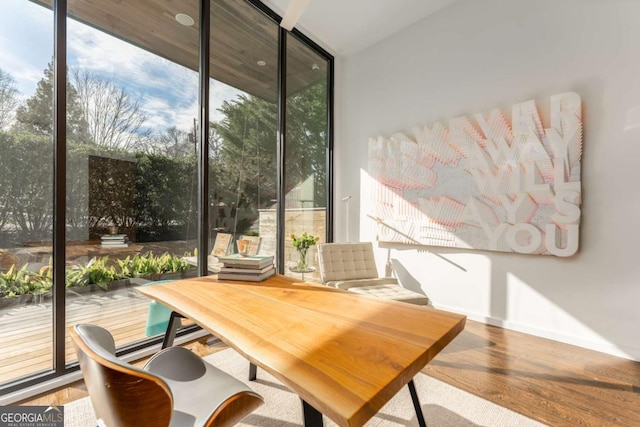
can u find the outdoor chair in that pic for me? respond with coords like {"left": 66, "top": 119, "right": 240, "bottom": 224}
{"left": 70, "top": 323, "right": 263, "bottom": 427}
{"left": 183, "top": 232, "right": 233, "bottom": 272}
{"left": 144, "top": 279, "right": 178, "bottom": 336}
{"left": 317, "top": 242, "right": 429, "bottom": 306}
{"left": 237, "top": 235, "right": 262, "bottom": 256}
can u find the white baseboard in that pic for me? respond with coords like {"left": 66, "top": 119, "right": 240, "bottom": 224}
{"left": 434, "top": 304, "right": 640, "bottom": 362}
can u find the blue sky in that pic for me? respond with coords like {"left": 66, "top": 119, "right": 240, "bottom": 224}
{"left": 0, "top": 0, "right": 242, "bottom": 132}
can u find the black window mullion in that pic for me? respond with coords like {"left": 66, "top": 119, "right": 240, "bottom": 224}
{"left": 52, "top": 0, "right": 67, "bottom": 373}
{"left": 326, "top": 57, "right": 334, "bottom": 244}
{"left": 198, "top": 0, "right": 211, "bottom": 276}
{"left": 276, "top": 27, "right": 287, "bottom": 274}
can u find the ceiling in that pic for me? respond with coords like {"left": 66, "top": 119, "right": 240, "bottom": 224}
{"left": 30, "top": 0, "right": 455, "bottom": 100}
{"left": 35, "top": 0, "right": 327, "bottom": 102}
{"left": 262, "top": 0, "right": 459, "bottom": 56}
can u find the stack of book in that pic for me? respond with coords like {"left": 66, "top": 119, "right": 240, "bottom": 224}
{"left": 218, "top": 254, "right": 275, "bottom": 282}
{"left": 100, "top": 234, "right": 130, "bottom": 248}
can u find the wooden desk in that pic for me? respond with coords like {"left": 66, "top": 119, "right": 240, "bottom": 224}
{"left": 137, "top": 274, "right": 466, "bottom": 427}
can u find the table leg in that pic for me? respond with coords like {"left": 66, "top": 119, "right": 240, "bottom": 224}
{"left": 161, "top": 311, "right": 184, "bottom": 349}
{"left": 248, "top": 362, "right": 257, "bottom": 381}
{"left": 407, "top": 379, "right": 427, "bottom": 427}
{"left": 301, "top": 399, "right": 323, "bottom": 426}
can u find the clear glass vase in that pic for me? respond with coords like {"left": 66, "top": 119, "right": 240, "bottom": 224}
{"left": 296, "top": 247, "right": 309, "bottom": 271}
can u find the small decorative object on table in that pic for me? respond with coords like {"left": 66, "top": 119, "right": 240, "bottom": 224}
{"left": 290, "top": 232, "right": 319, "bottom": 271}
{"left": 237, "top": 239, "right": 250, "bottom": 256}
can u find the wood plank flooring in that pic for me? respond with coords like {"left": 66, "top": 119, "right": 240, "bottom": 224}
{"left": 11, "top": 314, "right": 640, "bottom": 426}
{"left": 0, "top": 285, "right": 152, "bottom": 382}
{"left": 422, "top": 321, "right": 640, "bottom": 427}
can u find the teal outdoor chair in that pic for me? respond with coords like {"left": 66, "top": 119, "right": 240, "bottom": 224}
{"left": 144, "top": 280, "right": 177, "bottom": 337}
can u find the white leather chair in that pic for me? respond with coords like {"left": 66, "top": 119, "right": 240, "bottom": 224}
{"left": 317, "top": 242, "right": 429, "bottom": 305}
{"left": 70, "top": 324, "right": 263, "bottom": 427}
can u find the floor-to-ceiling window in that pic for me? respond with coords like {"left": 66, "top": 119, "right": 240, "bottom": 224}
{"left": 0, "top": 0, "right": 54, "bottom": 384}
{"left": 0, "top": 0, "right": 332, "bottom": 397}
{"left": 63, "top": 0, "right": 201, "bottom": 363}
{"left": 284, "top": 34, "right": 329, "bottom": 281}
{"left": 208, "top": 0, "right": 278, "bottom": 263}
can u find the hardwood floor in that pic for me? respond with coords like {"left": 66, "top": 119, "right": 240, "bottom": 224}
{"left": 423, "top": 321, "right": 640, "bottom": 427}
{"left": 18, "top": 320, "right": 640, "bottom": 427}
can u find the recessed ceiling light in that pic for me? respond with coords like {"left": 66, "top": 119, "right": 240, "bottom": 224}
{"left": 175, "top": 13, "right": 195, "bottom": 26}
{"left": 257, "top": 60, "right": 266, "bottom": 67}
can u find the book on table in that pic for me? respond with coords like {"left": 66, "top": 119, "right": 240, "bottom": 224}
{"left": 219, "top": 264, "right": 274, "bottom": 274}
{"left": 219, "top": 254, "right": 274, "bottom": 269}
{"left": 217, "top": 266, "right": 276, "bottom": 282}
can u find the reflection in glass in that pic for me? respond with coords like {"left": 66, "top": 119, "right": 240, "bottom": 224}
{"left": 284, "top": 35, "right": 329, "bottom": 282}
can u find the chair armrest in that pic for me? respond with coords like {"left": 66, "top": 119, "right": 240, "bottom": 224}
{"left": 332, "top": 277, "right": 399, "bottom": 290}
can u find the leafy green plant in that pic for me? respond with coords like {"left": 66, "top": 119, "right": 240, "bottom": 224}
{"left": 66, "top": 256, "right": 119, "bottom": 290}
{"left": 0, "top": 264, "right": 51, "bottom": 298}
{"left": 290, "top": 232, "right": 320, "bottom": 250}
{"left": 0, "top": 251, "right": 195, "bottom": 299}
{"left": 114, "top": 251, "right": 194, "bottom": 278}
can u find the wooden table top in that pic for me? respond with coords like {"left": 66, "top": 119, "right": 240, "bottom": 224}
{"left": 137, "top": 274, "right": 466, "bottom": 427}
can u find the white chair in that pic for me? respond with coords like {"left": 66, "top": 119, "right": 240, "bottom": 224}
{"left": 183, "top": 232, "right": 233, "bottom": 272}
{"left": 70, "top": 323, "right": 263, "bottom": 427}
{"left": 317, "top": 242, "right": 429, "bottom": 305}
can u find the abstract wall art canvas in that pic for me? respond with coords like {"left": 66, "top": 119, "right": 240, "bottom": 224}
{"left": 364, "top": 92, "right": 582, "bottom": 256}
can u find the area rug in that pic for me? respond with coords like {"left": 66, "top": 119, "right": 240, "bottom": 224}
{"left": 64, "top": 348, "right": 547, "bottom": 426}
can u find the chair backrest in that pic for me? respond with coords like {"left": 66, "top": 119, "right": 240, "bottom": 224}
{"left": 239, "top": 235, "right": 262, "bottom": 255}
{"left": 316, "top": 242, "right": 380, "bottom": 284}
{"left": 211, "top": 233, "right": 234, "bottom": 257}
{"left": 70, "top": 324, "right": 173, "bottom": 427}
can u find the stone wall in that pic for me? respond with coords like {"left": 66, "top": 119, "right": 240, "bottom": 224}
{"left": 258, "top": 207, "right": 326, "bottom": 282}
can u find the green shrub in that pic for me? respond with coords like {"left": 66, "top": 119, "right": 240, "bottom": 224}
{"left": 0, "top": 265, "right": 51, "bottom": 298}
{"left": 0, "top": 252, "right": 195, "bottom": 299}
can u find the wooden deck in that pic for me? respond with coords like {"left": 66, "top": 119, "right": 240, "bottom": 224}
{"left": 0, "top": 285, "right": 153, "bottom": 384}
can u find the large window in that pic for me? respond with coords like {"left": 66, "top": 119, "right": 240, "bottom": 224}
{"left": 284, "top": 35, "right": 329, "bottom": 281}
{"left": 208, "top": 0, "right": 279, "bottom": 263}
{"left": 64, "top": 0, "right": 200, "bottom": 362}
{"left": 0, "top": 0, "right": 54, "bottom": 384}
{"left": 0, "top": 0, "right": 332, "bottom": 396}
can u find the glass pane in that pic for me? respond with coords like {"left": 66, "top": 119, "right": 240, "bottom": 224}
{"left": 65, "top": 0, "right": 200, "bottom": 361}
{"left": 284, "top": 35, "right": 329, "bottom": 282}
{"left": 208, "top": 0, "right": 279, "bottom": 266}
{"left": 0, "top": 0, "right": 54, "bottom": 384}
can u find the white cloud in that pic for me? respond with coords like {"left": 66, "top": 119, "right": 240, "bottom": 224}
{"left": 1, "top": 1, "right": 249, "bottom": 134}
{"left": 0, "top": 0, "right": 53, "bottom": 98}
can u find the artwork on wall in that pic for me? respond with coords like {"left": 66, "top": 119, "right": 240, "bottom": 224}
{"left": 364, "top": 92, "right": 582, "bottom": 257}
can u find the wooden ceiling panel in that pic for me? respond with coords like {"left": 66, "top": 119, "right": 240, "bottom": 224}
{"left": 35, "top": 0, "right": 325, "bottom": 102}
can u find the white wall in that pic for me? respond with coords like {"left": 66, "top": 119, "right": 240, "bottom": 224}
{"left": 336, "top": 0, "right": 640, "bottom": 360}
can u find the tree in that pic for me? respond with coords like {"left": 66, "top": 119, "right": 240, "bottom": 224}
{"left": 285, "top": 80, "right": 328, "bottom": 206}
{"left": 14, "top": 62, "right": 88, "bottom": 142}
{"left": 0, "top": 131, "right": 53, "bottom": 242}
{"left": 0, "top": 69, "right": 20, "bottom": 129}
{"left": 72, "top": 69, "right": 150, "bottom": 150}
{"left": 214, "top": 78, "right": 328, "bottom": 222}
{"left": 213, "top": 95, "right": 278, "bottom": 234}
{"left": 147, "top": 126, "right": 194, "bottom": 158}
